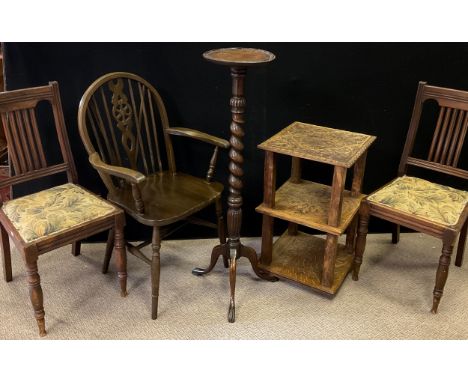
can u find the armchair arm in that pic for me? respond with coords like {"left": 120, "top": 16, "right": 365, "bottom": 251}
{"left": 167, "top": 127, "right": 230, "bottom": 149}
{"left": 89, "top": 152, "right": 146, "bottom": 214}
{"left": 167, "top": 127, "right": 229, "bottom": 182}
{"left": 89, "top": 152, "right": 146, "bottom": 184}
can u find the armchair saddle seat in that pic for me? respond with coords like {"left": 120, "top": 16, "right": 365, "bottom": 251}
{"left": 2, "top": 183, "right": 118, "bottom": 243}
{"left": 109, "top": 172, "right": 223, "bottom": 226}
{"left": 367, "top": 176, "right": 468, "bottom": 227}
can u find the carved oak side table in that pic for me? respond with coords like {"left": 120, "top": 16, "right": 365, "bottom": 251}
{"left": 256, "top": 122, "right": 376, "bottom": 294}
{"left": 192, "top": 47, "right": 277, "bottom": 322}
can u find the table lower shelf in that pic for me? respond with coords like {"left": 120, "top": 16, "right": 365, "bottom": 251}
{"left": 258, "top": 230, "right": 354, "bottom": 295}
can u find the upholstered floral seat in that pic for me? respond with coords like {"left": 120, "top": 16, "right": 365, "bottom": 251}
{"left": 2, "top": 183, "right": 117, "bottom": 243}
{"left": 367, "top": 176, "right": 468, "bottom": 227}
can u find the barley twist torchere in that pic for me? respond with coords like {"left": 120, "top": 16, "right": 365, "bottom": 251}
{"left": 192, "top": 47, "right": 278, "bottom": 323}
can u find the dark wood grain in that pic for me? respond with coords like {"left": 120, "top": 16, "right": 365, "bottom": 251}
{"left": 114, "top": 214, "right": 127, "bottom": 298}
{"left": 346, "top": 151, "right": 368, "bottom": 252}
{"left": 167, "top": 127, "right": 229, "bottom": 148}
{"left": 189, "top": 200, "right": 228, "bottom": 274}
{"left": 78, "top": 72, "right": 228, "bottom": 319}
{"left": 392, "top": 224, "right": 400, "bottom": 244}
{"left": 455, "top": 219, "right": 467, "bottom": 267}
{"left": 71, "top": 241, "right": 81, "bottom": 256}
{"left": 0, "top": 82, "right": 127, "bottom": 337}
{"left": 1, "top": 223, "right": 11, "bottom": 282}
{"left": 406, "top": 157, "right": 468, "bottom": 179}
{"left": 432, "top": 238, "right": 454, "bottom": 313}
{"left": 226, "top": 65, "right": 247, "bottom": 323}
{"left": 193, "top": 49, "right": 277, "bottom": 323}
{"left": 206, "top": 146, "right": 219, "bottom": 183}
{"left": 357, "top": 82, "right": 468, "bottom": 313}
{"left": 109, "top": 172, "right": 223, "bottom": 226}
{"left": 0, "top": 49, "right": 9, "bottom": 202}
{"left": 151, "top": 226, "right": 161, "bottom": 319}
{"left": 24, "top": 248, "right": 46, "bottom": 337}
{"left": 399, "top": 81, "right": 468, "bottom": 177}
{"left": 102, "top": 228, "right": 114, "bottom": 274}
{"left": 352, "top": 203, "right": 370, "bottom": 281}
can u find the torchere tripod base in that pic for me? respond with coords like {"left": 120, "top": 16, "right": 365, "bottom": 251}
{"left": 192, "top": 243, "right": 230, "bottom": 276}
{"left": 192, "top": 242, "right": 278, "bottom": 322}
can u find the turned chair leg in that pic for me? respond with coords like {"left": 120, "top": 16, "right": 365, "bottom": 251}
{"left": 151, "top": 226, "right": 161, "bottom": 319}
{"left": 353, "top": 205, "right": 370, "bottom": 281}
{"left": 24, "top": 253, "right": 46, "bottom": 337}
{"left": 215, "top": 198, "right": 229, "bottom": 268}
{"left": 1, "top": 224, "right": 12, "bottom": 282}
{"left": 455, "top": 220, "right": 467, "bottom": 267}
{"left": 102, "top": 228, "right": 115, "bottom": 274}
{"left": 431, "top": 241, "right": 454, "bottom": 313}
{"left": 392, "top": 224, "right": 400, "bottom": 244}
{"left": 71, "top": 241, "right": 81, "bottom": 256}
{"left": 114, "top": 221, "right": 127, "bottom": 297}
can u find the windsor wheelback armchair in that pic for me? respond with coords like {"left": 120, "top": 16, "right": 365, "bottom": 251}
{"left": 353, "top": 82, "right": 468, "bottom": 313}
{"left": 0, "top": 82, "right": 127, "bottom": 337}
{"left": 78, "top": 72, "right": 229, "bottom": 319}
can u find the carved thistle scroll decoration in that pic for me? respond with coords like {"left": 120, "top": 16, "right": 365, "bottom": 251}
{"left": 109, "top": 79, "right": 137, "bottom": 169}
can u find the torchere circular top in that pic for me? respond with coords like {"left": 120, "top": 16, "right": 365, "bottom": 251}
{"left": 203, "top": 47, "right": 275, "bottom": 66}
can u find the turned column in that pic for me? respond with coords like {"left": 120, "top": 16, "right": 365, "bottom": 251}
{"left": 226, "top": 66, "right": 246, "bottom": 259}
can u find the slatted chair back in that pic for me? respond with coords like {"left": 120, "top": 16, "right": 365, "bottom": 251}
{"left": 0, "top": 81, "right": 78, "bottom": 191}
{"left": 78, "top": 72, "right": 176, "bottom": 183}
{"left": 399, "top": 81, "right": 468, "bottom": 180}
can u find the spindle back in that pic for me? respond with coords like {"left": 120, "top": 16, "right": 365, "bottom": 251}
{"left": 0, "top": 81, "right": 78, "bottom": 189}
{"left": 399, "top": 81, "right": 468, "bottom": 180}
{"left": 78, "top": 72, "right": 176, "bottom": 182}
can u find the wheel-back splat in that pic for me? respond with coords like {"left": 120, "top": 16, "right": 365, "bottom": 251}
{"left": 109, "top": 79, "right": 137, "bottom": 170}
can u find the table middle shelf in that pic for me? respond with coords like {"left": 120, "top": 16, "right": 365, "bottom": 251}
{"left": 256, "top": 179, "right": 365, "bottom": 235}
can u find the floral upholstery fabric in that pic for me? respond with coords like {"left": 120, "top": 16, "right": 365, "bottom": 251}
{"left": 367, "top": 176, "right": 468, "bottom": 226}
{"left": 2, "top": 183, "right": 117, "bottom": 243}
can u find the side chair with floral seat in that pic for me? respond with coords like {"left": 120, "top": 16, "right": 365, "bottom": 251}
{"left": 353, "top": 82, "right": 468, "bottom": 313}
{"left": 0, "top": 82, "right": 127, "bottom": 337}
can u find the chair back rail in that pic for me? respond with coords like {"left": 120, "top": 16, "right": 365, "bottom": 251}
{"left": 399, "top": 81, "right": 468, "bottom": 180}
{"left": 0, "top": 82, "right": 77, "bottom": 189}
{"left": 78, "top": 72, "right": 176, "bottom": 185}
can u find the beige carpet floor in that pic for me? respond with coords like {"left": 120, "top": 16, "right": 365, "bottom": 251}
{"left": 0, "top": 233, "right": 466, "bottom": 339}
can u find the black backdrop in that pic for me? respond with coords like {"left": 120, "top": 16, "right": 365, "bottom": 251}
{"left": 3, "top": 42, "right": 468, "bottom": 240}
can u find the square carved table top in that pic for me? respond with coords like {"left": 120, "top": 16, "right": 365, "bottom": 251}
{"left": 258, "top": 121, "right": 376, "bottom": 168}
